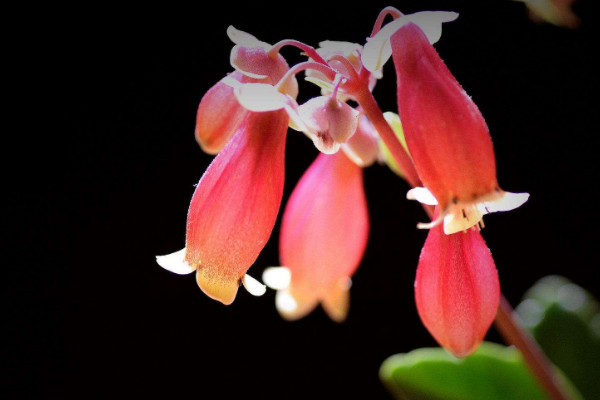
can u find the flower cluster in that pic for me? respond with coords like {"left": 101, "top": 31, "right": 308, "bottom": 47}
{"left": 156, "top": 6, "right": 529, "bottom": 357}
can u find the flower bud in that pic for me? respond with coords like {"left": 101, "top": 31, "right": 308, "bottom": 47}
{"left": 415, "top": 208, "right": 500, "bottom": 357}
{"left": 298, "top": 96, "right": 359, "bottom": 154}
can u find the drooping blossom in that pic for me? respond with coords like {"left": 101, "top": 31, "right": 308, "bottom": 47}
{"left": 263, "top": 150, "right": 369, "bottom": 322}
{"left": 157, "top": 27, "right": 304, "bottom": 305}
{"left": 414, "top": 208, "right": 500, "bottom": 357}
{"left": 388, "top": 22, "right": 528, "bottom": 234}
{"left": 157, "top": 109, "right": 289, "bottom": 305}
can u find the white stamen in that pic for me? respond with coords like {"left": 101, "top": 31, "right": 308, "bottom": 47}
{"left": 242, "top": 274, "right": 267, "bottom": 297}
{"left": 155, "top": 248, "right": 195, "bottom": 275}
{"left": 262, "top": 266, "right": 291, "bottom": 290}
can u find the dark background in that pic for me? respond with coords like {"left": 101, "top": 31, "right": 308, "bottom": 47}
{"left": 5, "top": 0, "right": 598, "bottom": 398}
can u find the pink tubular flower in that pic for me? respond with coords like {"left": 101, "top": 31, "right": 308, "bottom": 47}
{"left": 263, "top": 151, "right": 369, "bottom": 322}
{"left": 156, "top": 109, "right": 289, "bottom": 305}
{"left": 194, "top": 71, "right": 251, "bottom": 154}
{"left": 391, "top": 22, "right": 528, "bottom": 234}
{"left": 194, "top": 26, "right": 297, "bottom": 154}
{"left": 414, "top": 208, "right": 500, "bottom": 357}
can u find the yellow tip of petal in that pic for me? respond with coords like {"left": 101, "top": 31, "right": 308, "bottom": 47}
{"left": 155, "top": 248, "right": 196, "bottom": 275}
{"left": 275, "top": 289, "right": 318, "bottom": 321}
{"left": 196, "top": 269, "right": 239, "bottom": 306}
{"left": 321, "top": 277, "right": 352, "bottom": 323}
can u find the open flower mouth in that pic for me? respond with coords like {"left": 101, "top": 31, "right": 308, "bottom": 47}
{"left": 408, "top": 187, "right": 530, "bottom": 234}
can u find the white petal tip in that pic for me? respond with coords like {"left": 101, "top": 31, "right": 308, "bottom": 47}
{"left": 407, "top": 187, "right": 438, "bottom": 205}
{"left": 361, "top": 11, "right": 459, "bottom": 72}
{"left": 156, "top": 248, "right": 195, "bottom": 275}
{"left": 242, "top": 274, "right": 267, "bottom": 297}
{"left": 226, "top": 26, "right": 264, "bottom": 47}
{"left": 262, "top": 266, "right": 291, "bottom": 290}
{"left": 234, "top": 83, "right": 289, "bottom": 112}
{"left": 480, "top": 191, "right": 530, "bottom": 214}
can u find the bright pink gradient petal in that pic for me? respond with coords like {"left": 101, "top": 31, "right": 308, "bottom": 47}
{"left": 186, "top": 110, "right": 288, "bottom": 304}
{"left": 278, "top": 151, "right": 369, "bottom": 320}
{"left": 414, "top": 212, "right": 500, "bottom": 357}
{"left": 195, "top": 71, "right": 252, "bottom": 154}
{"left": 391, "top": 23, "right": 498, "bottom": 210}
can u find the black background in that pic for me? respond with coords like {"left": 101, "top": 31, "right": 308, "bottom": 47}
{"left": 5, "top": 0, "right": 599, "bottom": 398}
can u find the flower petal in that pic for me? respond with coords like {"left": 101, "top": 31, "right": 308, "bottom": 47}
{"left": 362, "top": 11, "right": 458, "bottom": 72}
{"left": 185, "top": 110, "right": 288, "bottom": 305}
{"left": 321, "top": 277, "right": 352, "bottom": 323}
{"left": 262, "top": 266, "right": 292, "bottom": 290}
{"left": 415, "top": 211, "right": 500, "bottom": 357}
{"left": 155, "top": 248, "right": 196, "bottom": 275}
{"left": 226, "top": 26, "right": 269, "bottom": 48}
{"left": 196, "top": 268, "right": 240, "bottom": 306}
{"left": 275, "top": 288, "right": 319, "bottom": 321}
{"left": 195, "top": 72, "right": 250, "bottom": 154}
{"left": 478, "top": 191, "right": 530, "bottom": 214}
{"left": 242, "top": 274, "right": 267, "bottom": 297}
{"left": 407, "top": 187, "right": 438, "bottom": 206}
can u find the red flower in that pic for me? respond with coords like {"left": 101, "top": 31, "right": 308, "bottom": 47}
{"left": 157, "top": 110, "right": 289, "bottom": 305}
{"left": 391, "top": 22, "right": 528, "bottom": 234}
{"left": 415, "top": 208, "right": 500, "bottom": 357}
{"left": 263, "top": 151, "right": 369, "bottom": 321}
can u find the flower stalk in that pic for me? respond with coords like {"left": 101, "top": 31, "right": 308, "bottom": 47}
{"left": 494, "top": 295, "right": 576, "bottom": 400}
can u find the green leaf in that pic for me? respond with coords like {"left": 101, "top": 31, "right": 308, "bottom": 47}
{"left": 380, "top": 342, "right": 558, "bottom": 400}
{"left": 516, "top": 275, "right": 600, "bottom": 400}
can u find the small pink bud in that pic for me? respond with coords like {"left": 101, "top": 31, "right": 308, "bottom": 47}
{"left": 415, "top": 209, "right": 500, "bottom": 357}
{"left": 298, "top": 96, "right": 359, "bottom": 154}
{"left": 228, "top": 26, "right": 298, "bottom": 98}
{"left": 194, "top": 71, "right": 251, "bottom": 154}
{"left": 264, "top": 151, "right": 369, "bottom": 321}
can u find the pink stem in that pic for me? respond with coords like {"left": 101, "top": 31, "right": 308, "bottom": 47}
{"left": 269, "top": 39, "right": 329, "bottom": 65}
{"left": 275, "top": 61, "right": 336, "bottom": 91}
{"left": 353, "top": 84, "right": 421, "bottom": 190}
{"left": 370, "top": 6, "right": 404, "bottom": 37}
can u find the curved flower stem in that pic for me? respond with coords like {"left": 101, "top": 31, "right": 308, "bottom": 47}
{"left": 370, "top": 6, "right": 404, "bottom": 36}
{"left": 353, "top": 85, "right": 422, "bottom": 190}
{"left": 269, "top": 39, "right": 329, "bottom": 65}
{"left": 275, "top": 61, "right": 336, "bottom": 91}
{"left": 494, "top": 295, "right": 575, "bottom": 400}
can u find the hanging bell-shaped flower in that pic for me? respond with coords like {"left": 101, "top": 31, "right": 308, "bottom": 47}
{"left": 391, "top": 22, "right": 528, "bottom": 234}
